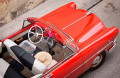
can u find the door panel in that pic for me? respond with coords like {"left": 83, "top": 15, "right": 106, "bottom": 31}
{"left": 45, "top": 53, "right": 83, "bottom": 78}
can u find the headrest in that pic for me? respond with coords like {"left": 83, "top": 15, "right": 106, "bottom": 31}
{"left": 4, "top": 39, "right": 17, "bottom": 47}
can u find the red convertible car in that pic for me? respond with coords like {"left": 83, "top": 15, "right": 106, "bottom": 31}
{"left": 0, "top": 2, "right": 119, "bottom": 78}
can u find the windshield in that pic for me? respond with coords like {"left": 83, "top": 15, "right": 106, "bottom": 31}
{"left": 37, "top": 19, "right": 78, "bottom": 51}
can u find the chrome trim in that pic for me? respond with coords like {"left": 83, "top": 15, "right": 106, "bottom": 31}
{"left": 109, "top": 39, "right": 117, "bottom": 53}
{"left": 114, "top": 39, "right": 117, "bottom": 43}
{"left": 63, "top": 44, "right": 77, "bottom": 53}
{"left": 109, "top": 43, "right": 116, "bottom": 53}
{"left": 108, "top": 39, "right": 117, "bottom": 53}
{"left": 62, "top": 11, "right": 93, "bottom": 30}
{"left": 64, "top": 41, "right": 113, "bottom": 78}
{"left": 46, "top": 74, "right": 53, "bottom": 78}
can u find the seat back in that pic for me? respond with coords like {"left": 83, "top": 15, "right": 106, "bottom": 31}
{"left": 0, "top": 58, "right": 9, "bottom": 77}
{"left": 4, "top": 39, "right": 47, "bottom": 75}
{"left": 32, "top": 59, "right": 47, "bottom": 75}
{"left": 4, "top": 39, "right": 21, "bottom": 63}
{"left": 0, "top": 58, "right": 25, "bottom": 78}
{"left": 0, "top": 75, "right": 2, "bottom": 78}
{"left": 48, "top": 59, "right": 57, "bottom": 69}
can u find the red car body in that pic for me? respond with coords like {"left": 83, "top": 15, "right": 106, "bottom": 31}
{"left": 0, "top": 2, "right": 119, "bottom": 78}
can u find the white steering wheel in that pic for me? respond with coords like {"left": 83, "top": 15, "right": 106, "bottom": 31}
{"left": 28, "top": 25, "right": 43, "bottom": 44}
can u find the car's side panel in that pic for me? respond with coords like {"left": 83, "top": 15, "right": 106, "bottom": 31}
{"left": 44, "top": 26, "right": 118, "bottom": 78}
{"left": 81, "top": 26, "right": 119, "bottom": 62}
{"left": 65, "top": 26, "right": 119, "bottom": 78}
{"left": 44, "top": 53, "right": 83, "bottom": 78}
{"left": 77, "top": 26, "right": 119, "bottom": 75}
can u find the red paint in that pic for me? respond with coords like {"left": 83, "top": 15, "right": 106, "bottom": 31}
{"left": 1, "top": 2, "right": 119, "bottom": 78}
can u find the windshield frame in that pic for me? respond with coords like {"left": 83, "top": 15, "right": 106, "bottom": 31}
{"left": 0, "top": 18, "right": 79, "bottom": 52}
{"left": 37, "top": 19, "right": 79, "bottom": 52}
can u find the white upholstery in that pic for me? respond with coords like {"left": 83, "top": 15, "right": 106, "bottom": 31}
{"left": 3, "top": 39, "right": 21, "bottom": 63}
{"left": 4, "top": 39, "right": 17, "bottom": 47}
{"left": 48, "top": 59, "right": 57, "bottom": 69}
{"left": 31, "top": 59, "right": 57, "bottom": 75}
{"left": 3, "top": 39, "right": 47, "bottom": 75}
{"left": 0, "top": 58, "right": 9, "bottom": 77}
{"left": 0, "top": 75, "right": 2, "bottom": 78}
{"left": 32, "top": 59, "right": 47, "bottom": 75}
{"left": 0, "top": 42, "right": 2, "bottom": 53}
{"left": 3, "top": 39, "right": 58, "bottom": 75}
{"left": 32, "top": 59, "right": 57, "bottom": 75}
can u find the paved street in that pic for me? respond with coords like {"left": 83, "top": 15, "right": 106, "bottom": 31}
{"left": 0, "top": 0, "right": 120, "bottom": 78}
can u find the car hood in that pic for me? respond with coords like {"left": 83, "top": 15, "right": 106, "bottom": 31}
{"left": 40, "top": 2, "right": 106, "bottom": 46}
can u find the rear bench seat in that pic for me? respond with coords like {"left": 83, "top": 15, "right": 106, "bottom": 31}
{"left": 0, "top": 58, "right": 25, "bottom": 78}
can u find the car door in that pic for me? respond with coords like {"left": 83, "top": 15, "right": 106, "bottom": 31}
{"left": 44, "top": 52, "right": 84, "bottom": 78}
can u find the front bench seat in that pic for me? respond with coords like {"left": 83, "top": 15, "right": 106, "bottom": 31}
{"left": 4, "top": 39, "right": 47, "bottom": 75}
{"left": 0, "top": 58, "right": 25, "bottom": 78}
{"left": 19, "top": 40, "right": 58, "bottom": 69}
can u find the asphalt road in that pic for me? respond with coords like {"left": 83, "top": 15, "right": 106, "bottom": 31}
{"left": 0, "top": 0, "right": 120, "bottom": 78}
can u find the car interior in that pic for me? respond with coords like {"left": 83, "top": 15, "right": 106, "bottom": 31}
{"left": 0, "top": 19, "right": 75, "bottom": 77}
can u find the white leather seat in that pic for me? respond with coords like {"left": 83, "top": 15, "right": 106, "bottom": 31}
{"left": 3, "top": 39, "right": 47, "bottom": 75}
{"left": 32, "top": 59, "right": 47, "bottom": 75}
{"left": 19, "top": 40, "right": 58, "bottom": 70}
{"left": 0, "top": 75, "right": 2, "bottom": 78}
{"left": 4, "top": 39, "right": 20, "bottom": 63}
{"left": 0, "top": 58, "right": 25, "bottom": 78}
{"left": 48, "top": 60, "right": 57, "bottom": 69}
{"left": 0, "top": 58, "right": 9, "bottom": 77}
{"left": 4, "top": 39, "right": 57, "bottom": 75}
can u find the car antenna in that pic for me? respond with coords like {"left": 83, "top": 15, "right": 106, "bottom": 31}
{"left": 62, "top": 11, "right": 93, "bottom": 30}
